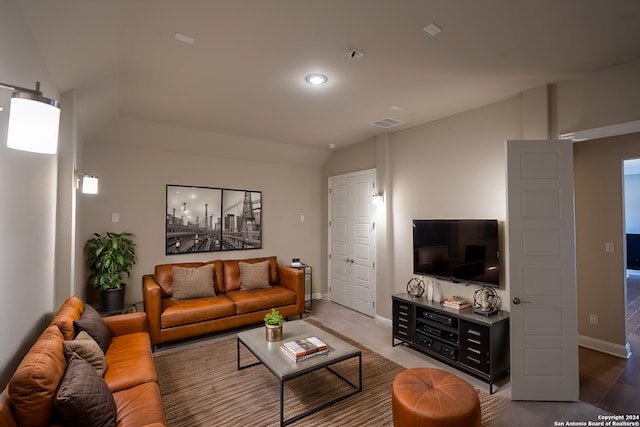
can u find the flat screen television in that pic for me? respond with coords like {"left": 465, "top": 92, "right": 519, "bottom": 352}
{"left": 413, "top": 219, "right": 500, "bottom": 287}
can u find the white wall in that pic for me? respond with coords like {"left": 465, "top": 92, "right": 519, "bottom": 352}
{"left": 80, "top": 118, "right": 328, "bottom": 305}
{"left": 321, "top": 58, "right": 640, "bottom": 342}
{"left": 574, "top": 133, "right": 640, "bottom": 347}
{"left": 385, "top": 95, "right": 523, "bottom": 317}
{"left": 321, "top": 95, "right": 523, "bottom": 319}
{"left": 0, "top": 0, "right": 60, "bottom": 388}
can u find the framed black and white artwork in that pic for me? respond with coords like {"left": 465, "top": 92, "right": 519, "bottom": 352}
{"left": 166, "top": 185, "right": 262, "bottom": 254}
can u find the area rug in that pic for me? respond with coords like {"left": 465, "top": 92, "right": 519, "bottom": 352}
{"left": 154, "top": 319, "right": 509, "bottom": 426}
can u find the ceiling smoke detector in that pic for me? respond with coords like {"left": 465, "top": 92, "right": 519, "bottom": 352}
{"left": 348, "top": 49, "right": 364, "bottom": 59}
{"left": 370, "top": 117, "right": 405, "bottom": 129}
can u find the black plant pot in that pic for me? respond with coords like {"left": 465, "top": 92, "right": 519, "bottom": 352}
{"left": 100, "top": 285, "right": 126, "bottom": 313}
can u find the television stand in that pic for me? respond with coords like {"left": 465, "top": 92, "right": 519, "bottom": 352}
{"left": 392, "top": 293, "right": 509, "bottom": 394}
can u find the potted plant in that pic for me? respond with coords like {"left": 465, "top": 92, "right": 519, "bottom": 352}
{"left": 86, "top": 232, "right": 136, "bottom": 313}
{"left": 264, "top": 308, "right": 285, "bottom": 342}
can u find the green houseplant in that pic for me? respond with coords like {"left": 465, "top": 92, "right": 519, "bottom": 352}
{"left": 86, "top": 232, "right": 136, "bottom": 313}
{"left": 264, "top": 308, "right": 285, "bottom": 341}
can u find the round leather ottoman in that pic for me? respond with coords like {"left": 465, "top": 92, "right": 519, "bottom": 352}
{"left": 392, "top": 368, "right": 481, "bottom": 427}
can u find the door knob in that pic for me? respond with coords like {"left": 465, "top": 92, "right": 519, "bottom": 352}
{"left": 513, "top": 297, "right": 521, "bottom": 305}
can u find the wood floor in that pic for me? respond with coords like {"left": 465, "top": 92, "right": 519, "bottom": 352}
{"left": 578, "top": 274, "right": 640, "bottom": 414}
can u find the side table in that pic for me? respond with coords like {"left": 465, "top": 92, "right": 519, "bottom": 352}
{"left": 96, "top": 302, "right": 143, "bottom": 317}
{"left": 293, "top": 264, "right": 312, "bottom": 312}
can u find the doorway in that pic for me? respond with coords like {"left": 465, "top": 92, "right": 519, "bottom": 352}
{"left": 623, "top": 158, "right": 640, "bottom": 341}
{"left": 328, "top": 169, "right": 377, "bottom": 317}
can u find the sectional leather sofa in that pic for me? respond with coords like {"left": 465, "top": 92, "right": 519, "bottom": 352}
{"left": 142, "top": 255, "right": 304, "bottom": 347}
{"left": 0, "top": 296, "right": 165, "bottom": 427}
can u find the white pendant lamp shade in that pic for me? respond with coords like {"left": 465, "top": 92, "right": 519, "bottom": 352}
{"left": 7, "top": 93, "right": 60, "bottom": 154}
{"left": 82, "top": 175, "right": 99, "bottom": 194}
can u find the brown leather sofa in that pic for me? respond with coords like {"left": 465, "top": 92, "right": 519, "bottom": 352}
{"left": 0, "top": 296, "right": 165, "bottom": 427}
{"left": 142, "top": 256, "right": 304, "bottom": 347}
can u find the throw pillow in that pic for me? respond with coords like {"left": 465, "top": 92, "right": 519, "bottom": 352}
{"left": 239, "top": 260, "right": 271, "bottom": 290}
{"left": 172, "top": 264, "right": 216, "bottom": 300}
{"left": 73, "top": 304, "right": 113, "bottom": 354}
{"left": 55, "top": 356, "right": 117, "bottom": 427}
{"left": 63, "top": 331, "right": 107, "bottom": 376}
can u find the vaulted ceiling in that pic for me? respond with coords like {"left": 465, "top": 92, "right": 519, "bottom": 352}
{"left": 15, "top": 0, "right": 640, "bottom": 149}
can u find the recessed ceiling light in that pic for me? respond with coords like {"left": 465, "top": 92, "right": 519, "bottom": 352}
{"left": 305, "top": 74, "right": 328, "bottom": 85}
{"left": 423, "top": 23, "right": 442, "bottom": 36}
{"left": 328, "top": 144, "right": 336, "bottom": 149}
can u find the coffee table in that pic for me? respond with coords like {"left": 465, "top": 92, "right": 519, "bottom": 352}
{"left": 237, "top": 320, "right": 362, "bottom": 426}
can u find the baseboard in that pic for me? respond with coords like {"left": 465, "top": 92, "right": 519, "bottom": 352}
{"left": 578, "top": 334, "right": 632, "bottom": 359}
{"left": 376, "top": 315, "right": 392, "bottom": 327}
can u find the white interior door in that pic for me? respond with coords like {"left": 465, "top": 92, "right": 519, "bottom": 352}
{"left": 506, "top": 140, "right": 579, "bottom": 401}
{"left": 329, "top": 170, "right": 376, "bottom": 317}
{"left": 330, "top": 176, "right": 350, "bottom": 308}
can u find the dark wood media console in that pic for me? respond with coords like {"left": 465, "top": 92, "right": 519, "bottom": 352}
{"left": 392, "top": 293, "right": 510, "bottom": 393}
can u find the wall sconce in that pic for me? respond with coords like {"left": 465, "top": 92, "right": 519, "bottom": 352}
{"left": 0, "top": 81, "right": 60, "bottom": 154}
{"left": 76, "top": 171, "right": 99, "bottom": 194}
{"left": 372, "top": 192, "right": 384, "bottom": 205}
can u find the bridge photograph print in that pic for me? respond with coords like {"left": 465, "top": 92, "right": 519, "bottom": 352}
{"left": 166, "top": 184, "right": 262, "bottom": 254}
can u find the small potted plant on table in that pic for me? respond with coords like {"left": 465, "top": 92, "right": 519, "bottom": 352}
{"left": 264, "top": 308, "right": 285, "bottom": 342}
{"left": 86, "top": 232, "right": 136, "bottom": 313}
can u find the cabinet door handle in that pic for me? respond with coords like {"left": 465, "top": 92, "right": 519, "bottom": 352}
{"left": 468, "top": 338, "right": 481, "bottom": 345}
{"left": 468, "top": 329, "right": 482, "bottom": 336}
{"left": 466, "top": 356, "right": 481, "bottom": 364}
{"left": 467, "top": 347, "right": 481, "bottom": 355}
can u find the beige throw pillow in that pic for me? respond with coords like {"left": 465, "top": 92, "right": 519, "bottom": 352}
{"left": 172, "top": 264, "right": 216, "bottom": 300}
{"left": 239, "top": 260, "right": 271, "bottom": 290}
{"left": 63, "top": 331, "right": 107, "bottom": 376}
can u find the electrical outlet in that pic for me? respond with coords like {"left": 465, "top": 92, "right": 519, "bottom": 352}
{"left": 590, "top": 313, "right": 599, "bottom": 325}
{"left": 605, "top": 242, "right": 614, "bottom": 253}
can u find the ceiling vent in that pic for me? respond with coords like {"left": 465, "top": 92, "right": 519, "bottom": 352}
{"left": 370, "top": 117, "right": 405, "bottom": 128}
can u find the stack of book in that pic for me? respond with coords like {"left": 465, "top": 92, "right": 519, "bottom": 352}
{"left": 443, "top": 297, "right": 472, "bottom": 310}
{"left": 280, "top": 336, "right": 328, "bottom": 362}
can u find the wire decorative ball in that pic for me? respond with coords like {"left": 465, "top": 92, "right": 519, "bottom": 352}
{"left": 473, "top": 286, "right": 499, "bottom": 313}
{"left": 406, "top": 278, "right": 425, "bottom": 298}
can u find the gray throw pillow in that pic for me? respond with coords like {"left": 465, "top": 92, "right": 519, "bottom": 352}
{"left": 73, "top": 304, "right": 113, "bottom": 354}
{"left": 172, "top": 264, "right": 216, "bottom": 300}
{"left": 239, "top": 260, "right": 271, "bottom": 290}
{"left": 63, "top": 331, "right": 107, "bottom": 376}
{"left": 55, "top": 356, "right": 117, "bottom": 427}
